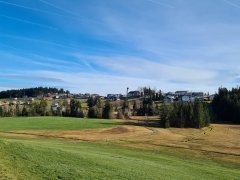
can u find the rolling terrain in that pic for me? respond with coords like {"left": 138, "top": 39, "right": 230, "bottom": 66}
{"left": 0, "top": 117, "right": 239, "bottom": 179}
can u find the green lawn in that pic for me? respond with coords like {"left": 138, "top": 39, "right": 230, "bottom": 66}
{"left": 0, "top": 138, "right": 239, "bottom": 180}
{"left": 0, "top": 117, "right": 120, "bottom": 131}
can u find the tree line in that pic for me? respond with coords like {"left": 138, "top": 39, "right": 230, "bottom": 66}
{"left": 160, "top": 100, "right": 210, "bottom": 128}
{"left": 0, "top": 87, "right": 68, "bottom": 99}
{"left": 212, "top": 87, "right": 240, "bottom": 124}
{"left": 0, "top": 86, "right": 239, "bottom": 128}
{"left": 0, "top": 98, "right": 113, "bottom": 119}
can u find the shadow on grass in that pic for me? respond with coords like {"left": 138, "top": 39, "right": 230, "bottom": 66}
{"left": 123, "top": 120, "right": 162, "bottom": 128}
{"left": 99, "top": 120, "right": 162, "bottom": 128}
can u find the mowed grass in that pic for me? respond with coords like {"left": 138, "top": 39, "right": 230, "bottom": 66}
{"left": 0, "top": 117, "right": 121, "bottom": 131}
{"left": 0, "top": 117, "right": 239, "bottom": 179}
{"left": 0, "top": 138, "right": 239, "bottom": 180}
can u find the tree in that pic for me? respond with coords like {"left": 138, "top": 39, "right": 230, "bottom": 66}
{"left": 62, "top": 99, "right": 70, "bottom": 116}
{"left": 193, "top": 99, "right": 205, "bottom": 128}
{"left": 159, "top": 100, "right": 210, "bottom": 128}
{"left": 70, "top": 99, "right": 79, "bottom": 117}
{"left": 122, "top": 99, "right": 129, "bottom": 117}
{"left": 87, "top": 97, "right": 103, "bottom": 118}
{"left": 87, "top": 97, "right": 95, "bottom": 108}
{"left": 16, "top": 104, "right": 21, "bottom": 116}
{"left": 103, "top": 101, "right": 113, "bottom": 119}
{"left": 38, "top": 99, "right": 48, "bottom": 116}
{"left": 88, "top": 106, "right": 97, "bottom": 118}
{"left": 0, "top": 106, "right": 3, "bottom": 117}
{"left": 212, "top": 87, "right": 240, "bottom": 124}
{"left": 22, "top": 106, "right": 28, "bottom": 116}
{"left": 160, "top": 104, "right": 170, "bottom": 128}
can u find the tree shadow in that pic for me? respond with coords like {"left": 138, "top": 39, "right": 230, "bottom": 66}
{"left": 122, "top": 120, "right": 162, "bottom": 128}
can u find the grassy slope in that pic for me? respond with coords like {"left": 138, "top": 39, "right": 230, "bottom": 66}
{"left": 0, "top": 138, "right": 239, "bottom": 180}
{"left": 0, "top": 117, "right": 120, "bottom": 131}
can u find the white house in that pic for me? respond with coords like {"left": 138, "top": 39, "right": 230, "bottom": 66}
{"left": 181, "top": 95, "right": 190, "bottom": 102}
{"left": 51, "top": 102, "right": 59, "bottom": 111}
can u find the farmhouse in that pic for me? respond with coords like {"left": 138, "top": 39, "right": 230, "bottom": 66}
{"left": 107, "top": 94, "right": 121, "bottom": 101}
{"left": 127, "top": 91, "right": 141, "bottom": 98}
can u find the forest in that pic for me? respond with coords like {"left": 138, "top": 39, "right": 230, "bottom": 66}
{"left": 212, "top": 87, "right": 240, "bottom": 124}
{"left": 0, "top": 87, "right": 68, "bottom": 99}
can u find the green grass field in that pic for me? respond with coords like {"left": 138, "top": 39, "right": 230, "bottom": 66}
{"left": 0, "top": 117, "right": 239, "bottom": 179}
{"left": 0, "top": 138, "right": 239, "bottom": 180}
{"left": 0, "top": 117, "right": 120, "bottom": 131}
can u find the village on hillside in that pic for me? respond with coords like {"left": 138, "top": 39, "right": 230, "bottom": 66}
{"left": 0, "top": 88, "right": 215, "bottom": 107}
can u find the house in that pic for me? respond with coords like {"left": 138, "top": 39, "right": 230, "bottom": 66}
{"left": 10, "top": 100, "right": 18, "bottom": 105}
{"left": 107, "top": 94, "right": 121, "bottom": 101}
{"left": 53, "top": 95, "right": 59, "bottom": 99}
{"left": 175, "top": 91, "right": 188, "bottom": 96}
{"left": 164, "top": 96, "right": 174, "bottom": 103}
{"left": 83, "top": 93, "right": 91, "bottom": 99}
{"left": 91, "top": 94, "right": 100, "bottom": 98}
{"left": 192, "top": 92, "right": 204, "bottom": 98}
{"left": 209, "top": 94, "right": 216, "bottom": 101}
{"left": 181, "top": 95, "right": 190, "bottom": 102}
{"left": 165, "top": 92, "right": 175, "bottom": 96}
{"left": 51, "top": 102, "right": 59, "bottom": 112}
{"left": 28, "top": 97, "right": 35, "bottom": 101}
{"left": 127, "top": 91, "right": 140, "bottom": 98}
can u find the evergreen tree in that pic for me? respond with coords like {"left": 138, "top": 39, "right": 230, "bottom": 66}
{"left": 0, "top": 106, "right": 3, "bottom": 117}
{"left": 22, "top": 106, "right": 28, "bottom": 116}
{"left": 193, "top": 99, "right": 205, "bottom": 128}
{"left": 103, "top": 101, "right": 113, "bottom": 119}
{"left": 16, "top": 104, "right": 21, "bottom": 116}
{"left": 160, "top": 104, "right": 170, "bottom": 128}
{"left": 122, "top": 99, "right": 129, "bottom": 117}
{"left": 70, "top": 99, "right": 79, "bottom": 117}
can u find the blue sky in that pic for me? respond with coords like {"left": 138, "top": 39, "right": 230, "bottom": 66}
{"left": 0, "top": 0, "right": 240, "bottom": 95}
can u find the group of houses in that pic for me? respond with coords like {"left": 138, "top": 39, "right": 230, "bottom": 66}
{"left": 0, "top": 89, "right": 216, "bottom": 107}
{"left": 0, "top": 97, "right": 35, "bottom": 107}
{"left": 106, "top": 91, "right": 142, "bottom": 101}
{"left": 163, "top": 91, "right": 215, "bottom": 103}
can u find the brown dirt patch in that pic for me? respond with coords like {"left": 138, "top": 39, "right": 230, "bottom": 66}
{"left": 102, "top": 126, "right": 131, "bottom": 134}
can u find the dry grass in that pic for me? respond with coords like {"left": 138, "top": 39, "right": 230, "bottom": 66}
{"left": 7, "top": 125, "right": 151, "bottom": 141}
{"left": 1, "top": 122, "right": 240, "bottom": 163}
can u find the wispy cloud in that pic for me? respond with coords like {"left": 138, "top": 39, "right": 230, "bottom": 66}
{"left": 0, "top": 14, "right": 58, "bottom": 30}
{"left": 147, "top": 0, "right": 175, "bottom": 8}
{"left": 0, "top": 73, "right": 63, "bottom": 83}
{"left": 38, "top": 0, "right": 101, "bottom": 24}
{"left": 1, "top": 0, "right": 239, "bottom": 93}
{"left": 39, "top": 0, "right": 76, "bottom": 17}
{"left": 0, "top": 34, "right": 73, "bottom": 49}
{"left": 224, "top": 0, "right": 240, "bottom": 9}
{"left": 0, "top": 0, "right": 69, "bottom": 17}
